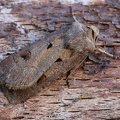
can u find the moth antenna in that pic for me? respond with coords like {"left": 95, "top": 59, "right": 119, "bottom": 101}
{"left": 96, "top": 48, "right": 114, "bottom": 58}
{"left": 71, "top": 7, "right": 79, "bottom": 23}
{"left": 73, "top": 15, "right": 78, "bottom": 22}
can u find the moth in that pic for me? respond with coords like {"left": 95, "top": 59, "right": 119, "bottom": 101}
{"left": 0, "top": 16, "right": 114, "bottom": 104}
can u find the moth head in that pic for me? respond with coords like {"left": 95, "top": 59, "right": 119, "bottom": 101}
{"left": 87, "top": 25, "right": 99, "bottom": 43}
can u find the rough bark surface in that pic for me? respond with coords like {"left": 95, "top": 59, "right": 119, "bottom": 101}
{"left": 0, "top": 0, "right": 120, "bottom": 120}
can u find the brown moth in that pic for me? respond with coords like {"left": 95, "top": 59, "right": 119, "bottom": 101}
{"left": 0, "top": 16, "right": 114, "bottom": 103}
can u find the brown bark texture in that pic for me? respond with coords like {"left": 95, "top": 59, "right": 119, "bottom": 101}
{"left": 0, "top": 0, "right": 120, "bottom": 119}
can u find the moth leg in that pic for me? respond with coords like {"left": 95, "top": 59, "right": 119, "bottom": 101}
{"left": 65, "top": 54, "right": 88, "bottom": 88}
{"left": 65, "top": 70, "right": 71, "bottom": 88}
